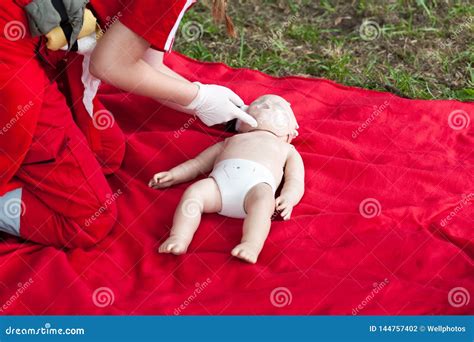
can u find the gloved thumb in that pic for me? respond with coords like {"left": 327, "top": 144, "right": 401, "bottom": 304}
{"left": 230, "top": 106, "right": 258, "bottom": 127}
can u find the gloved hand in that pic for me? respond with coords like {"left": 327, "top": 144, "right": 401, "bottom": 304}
{"left": 184, "top": 82, "right": 257, "bottom": 127}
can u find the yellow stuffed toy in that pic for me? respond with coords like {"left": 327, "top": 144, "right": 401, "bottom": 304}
{"left": 45, "top": 9, "right": 98, "bottom": 51}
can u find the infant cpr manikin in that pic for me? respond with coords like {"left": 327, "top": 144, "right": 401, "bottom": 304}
{"left": 149, "top": 95, "right": 305, "bottom": 263}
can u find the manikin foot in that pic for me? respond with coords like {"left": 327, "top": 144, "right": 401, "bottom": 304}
{"left": 158, "top": 236, "right": 190, "bottom": 255}
{"left": 231, "top": 242, "right": 262, "bottom": 264}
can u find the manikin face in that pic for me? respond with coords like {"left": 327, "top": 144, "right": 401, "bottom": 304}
{"left": 238, "top": 95, "right": 299, "bottom": 142}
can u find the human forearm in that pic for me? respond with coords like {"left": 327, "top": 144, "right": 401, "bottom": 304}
{"left": 143, "top": 48, "right": 188, "bottom": 82}
{"left": 93, "top": 55, "right": 197, "bottom": 105}
{"left": 90, "top": 21, "right": 198, "bottom": 105}
{"left": 93, "top": 21, "right": 256, "bottom": 127}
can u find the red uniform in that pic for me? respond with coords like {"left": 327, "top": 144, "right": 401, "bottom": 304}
{"left": 90, "top": 0, "right": 197, "bottom": 51}
{"left": 0, "top": 0, "right": 194, "bottom": 247}
{"left": 0, "top": 1, "right": 124, "bottom": 248}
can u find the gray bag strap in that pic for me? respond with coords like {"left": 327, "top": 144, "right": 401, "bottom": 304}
{"left": 24, "top": 0, "right": 89, "bottom": 50}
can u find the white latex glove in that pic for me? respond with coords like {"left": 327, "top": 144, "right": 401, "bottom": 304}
{"left": 184, "top": 82, "right": 257, "bottom": 127}
{"left": 60, "top": 32, "right": 97, "bottom": 55}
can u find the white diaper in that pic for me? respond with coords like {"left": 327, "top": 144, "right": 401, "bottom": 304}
{"left": 209, "top": 159, "right": 277, "bottom": 219}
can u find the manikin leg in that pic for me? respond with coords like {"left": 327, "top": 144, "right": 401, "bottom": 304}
{"left": 159, "top": 178, "right": 222, "bottom": 255}
{"left": 231, "top": 183, "right": 275, "bottom": 264}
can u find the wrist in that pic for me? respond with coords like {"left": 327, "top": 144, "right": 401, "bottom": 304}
{"left": 180, "top": 82, "right": 200, "bottom": 107}
{"left": 281, "top": 192, "right": 296, "bottom": 205}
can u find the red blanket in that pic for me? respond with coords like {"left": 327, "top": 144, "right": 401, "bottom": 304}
{"left": 1, "top": 53, "right": 473, "bottom": 315}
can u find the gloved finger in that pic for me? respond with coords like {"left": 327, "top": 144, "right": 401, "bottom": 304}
{"left": 240, "top": 104, "right": 249, "bottom": 112}
{"left": 226, "top": 89, "right": 245, "bottom": 107}
{"left": 230, "top": 106, "right": 258, "bottom": 127}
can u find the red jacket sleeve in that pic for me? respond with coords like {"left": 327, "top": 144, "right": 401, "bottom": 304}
{"left": 0, "top": 26, "right": 45, "bottom": 194}
{"left": 90, "top": 0, "right": 197, "bottom": 52}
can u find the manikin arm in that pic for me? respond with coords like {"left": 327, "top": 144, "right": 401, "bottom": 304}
{"left": 275, "top": 147, "right": 305, "bottom": 220}
{"left": 149, "top": 142, "right": 225, "bottom": 188}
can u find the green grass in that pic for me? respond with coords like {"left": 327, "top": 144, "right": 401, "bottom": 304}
{"left": 175, "top": 0, "right": 474, "bottom": 101}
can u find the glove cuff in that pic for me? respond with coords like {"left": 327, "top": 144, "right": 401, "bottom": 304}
{"left": 183, "top": 82, "right": 203, "bottom": 111}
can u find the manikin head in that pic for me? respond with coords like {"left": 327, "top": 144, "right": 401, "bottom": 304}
{"left": 237, "top": 95, "right": 299, "bottom": 142}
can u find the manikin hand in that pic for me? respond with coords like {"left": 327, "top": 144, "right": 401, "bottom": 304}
{"left": 275, "top": 194, "right": 295, "bottom": 220}
{"left": 148, "top": 171, "right": 176, "bottom": 189}
{"left": 185, "top": 82, "right": 258, "bottom": 127}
